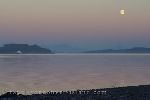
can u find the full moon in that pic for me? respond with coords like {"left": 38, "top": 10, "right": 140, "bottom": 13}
{"left": 120, "top": 10, "right": 125, "bottom": 15}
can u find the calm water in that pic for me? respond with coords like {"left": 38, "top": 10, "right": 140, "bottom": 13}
{"left": 0, "top": 54, "right": 150, "bottom": 93}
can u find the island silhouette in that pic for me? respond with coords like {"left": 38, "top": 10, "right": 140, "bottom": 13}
{"left": 0, "top": 44, "right": 150, "bottom": 54}
{"left": 0, "top": 44, "right": 52, "bottom": 54}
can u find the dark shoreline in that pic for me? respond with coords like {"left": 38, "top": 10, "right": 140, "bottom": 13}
{"left": 1, "top": 84, "right": 150, "bottom": 100}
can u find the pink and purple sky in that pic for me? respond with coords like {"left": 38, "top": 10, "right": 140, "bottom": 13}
{"left": 0, "top": 0, "right": 150, "bottom": 51}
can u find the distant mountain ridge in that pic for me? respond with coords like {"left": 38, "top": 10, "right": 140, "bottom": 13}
{"left": 0, "top": 44, "right": 52, "bottom": 54}
{"left": 85, "top": 47, "right": 150, "bottom": 53}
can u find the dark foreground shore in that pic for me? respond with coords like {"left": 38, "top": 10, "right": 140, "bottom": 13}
{"left": 1, "top": 85, "right": 150, "bottom": 100}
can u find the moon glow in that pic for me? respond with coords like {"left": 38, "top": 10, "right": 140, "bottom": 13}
{"left": 120, "top": 10, "right": 125, "bottom": 15}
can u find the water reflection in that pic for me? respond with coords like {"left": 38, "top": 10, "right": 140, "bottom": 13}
{"left": 0, "top": 54, "right": 150, "bottom": 93}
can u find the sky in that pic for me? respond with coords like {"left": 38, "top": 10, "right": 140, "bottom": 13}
{"left": 0, "top": 0, "right": 150, "bottom": 51}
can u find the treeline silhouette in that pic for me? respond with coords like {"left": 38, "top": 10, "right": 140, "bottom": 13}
{"left": 1, "top": 85, "right": 150, "bottom": 100}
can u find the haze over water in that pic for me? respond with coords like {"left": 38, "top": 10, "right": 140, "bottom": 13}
{"left": 0, "top": 54, "right": 150, "bottom": 93}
